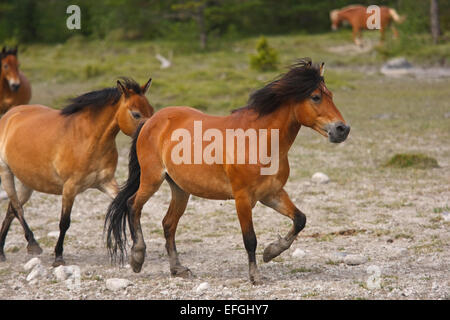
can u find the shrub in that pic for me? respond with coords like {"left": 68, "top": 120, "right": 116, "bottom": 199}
{"left": 250, "top": 36, "right": 278, "bottom": 71}
{"left": 384, "top": 153, "right": 439, "bottom": 169}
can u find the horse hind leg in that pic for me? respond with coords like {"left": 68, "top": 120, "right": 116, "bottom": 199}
{"left": 162, "top": 175, "right": 191, "bottom": 278}
{"left": 260, "top": 188, "right": 306, "bottom": 263}
{"left": 0, "top": 170, "right": 41, "bottom": 259}
{"left": 128, "top": 166, "right": 165, "bottom": 273}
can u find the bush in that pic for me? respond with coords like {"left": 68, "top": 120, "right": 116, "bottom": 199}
{"left": 250, "top": 36, "right": 279, "bottom": 71}
{"left": 384, "top": 153, "right": 439, "bottom": 169}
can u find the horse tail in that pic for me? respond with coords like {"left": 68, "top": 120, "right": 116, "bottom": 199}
{"left": 105, "top": 121, "right": 145, "bottom": 264}
{"left": 389, "top": 8, "right": 405, "bottom": 24}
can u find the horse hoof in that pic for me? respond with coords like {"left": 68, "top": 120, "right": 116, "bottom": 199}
{"left": 130, "top": 250, "right": 145, "bottom": 273}
{"left": 130, "top": 258, "right": 143, "bottom": 273}
{"left": 250, "top": 273, "right": 266, "bottom": 286}
{"left": 0, "top": 254, "right": 6, "bottom": 262}
{"left": 52, "top": 258, "right": 65, "bottom": 267}
{"left": 171, "top": 266, "right": 193, "bottom": 278}
{"left": 263, "top": 243, "right": 283, "bottom": 263}
{"left": 27, "top": 243, "right": 43, "bottom": 255}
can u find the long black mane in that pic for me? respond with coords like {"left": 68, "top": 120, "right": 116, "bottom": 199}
{"left": 61, "top": 77, "right": 142, "bottom": 116}
{"left": 234, "top": 58, "right": 324, "bottom": 116}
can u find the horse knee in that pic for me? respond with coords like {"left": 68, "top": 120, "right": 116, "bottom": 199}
{"left": 293, "top": 210, "right": 306, "bottom": 234}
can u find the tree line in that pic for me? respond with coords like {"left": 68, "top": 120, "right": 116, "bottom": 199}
{"left": 0, "top": 0, "right": 448, "bottom": 47}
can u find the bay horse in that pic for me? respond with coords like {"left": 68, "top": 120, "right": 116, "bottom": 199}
{"left": 0, "top": 77, "right": 154, "bottom": 266}
{"left": 330, "top": 5, "right": 405, "bottom": 46}
{"left": 0, "top": 46, "right": 31, "bottom": 115}
{"left": 105, "top": 59, "right": 350, "bottom": 284}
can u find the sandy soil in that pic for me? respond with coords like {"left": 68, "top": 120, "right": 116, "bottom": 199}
{"left": 0, "top": 76, "right": 448, "bottom": 300}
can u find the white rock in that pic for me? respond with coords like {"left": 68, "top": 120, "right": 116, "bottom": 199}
{"left": 291, "top": 248, "right": 306, "bottom": 259}
{"left": 26, "top": 264, "right": 47, "bottom": 282}
{"left": 53, "top": 265, "right": 79, "bottom": 281}
{"left": 47, "top": 231, "right": 60, "bottom": 238}
{"left": 311, "top": 172, "right": 330, "bottom": 184}
{"left": 24, "top": 257, "right": 41, "bottom": 272}
{"left": 105, "top": 278, "right": 132, "bottom": 291}
{"left": 344, "top": 254, "right": 368, "bottom": 266}
{"left": 442, "top": 212, "right": 450, "bottom": 222}
{"left": 0, "top": 191, "right": 8, "bottom": 200}
{"left": 195, "top": 282, "right": 210, "bottom": 294}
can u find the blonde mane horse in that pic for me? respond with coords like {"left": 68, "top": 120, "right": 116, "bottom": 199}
{"left": 330, "top": 5, "right": 405, "bottom": 45}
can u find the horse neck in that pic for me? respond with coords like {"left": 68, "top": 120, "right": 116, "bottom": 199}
{"left": 240, "top": 104, "right": 301, "bottom": 157}
{"left": 75, "top": 103, "right": 120, "bottom": 149}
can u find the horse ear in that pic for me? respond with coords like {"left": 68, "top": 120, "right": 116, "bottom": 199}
{"left": 1, "top": 47, "right": 5, "bottom": 54}
{"left": 320, "top": 62, "right": 325, "bottom": 77}
{"left": 142, "top": 78, "right": 152, "bottom": 94}
{"left": 13, "top": 46, "right": 18, "bottom": 55}
{"left": 117, "top": 80, "right": 129, "bottom": 98}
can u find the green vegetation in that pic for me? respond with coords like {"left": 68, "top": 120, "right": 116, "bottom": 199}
{"left": 1, "top": 1, "right": 449, "bottom": 49}
{"left": 384, "top": 154, "right": 439, "bottom": 169}
{"left": 250, "top": 37, "right": 279, "bottom": 71}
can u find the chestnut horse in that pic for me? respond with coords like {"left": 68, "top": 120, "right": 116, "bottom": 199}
{"left": 0, "top": 47, "right": 31, "bottom": 115}
{"left": 330, "top": 5, "right": 405, "bottom": 45}
{"left": 0, "top": 77, "right": 153, "bottom": 266}
{"left": 105, "top": 59, "right": 350, "bottom": 284}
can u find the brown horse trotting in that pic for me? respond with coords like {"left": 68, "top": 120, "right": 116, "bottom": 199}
{"left": 105, "top": 59, "right": 350, "bottom": 284}
{"left": 330, "top": 5, "right": 405, "bottom": 45}
{"left": 0, "top": 77, "right": 154, "bottom": 266}
{"left": 0, "top": 46, "right": 31, "bottom": 115}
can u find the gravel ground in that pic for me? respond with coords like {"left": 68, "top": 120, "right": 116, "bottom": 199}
{"left": 0, "top": 75, "right": 449, "bottom": 300}
{"left": 0, "top": 131, "right": 448, "bottom": 300}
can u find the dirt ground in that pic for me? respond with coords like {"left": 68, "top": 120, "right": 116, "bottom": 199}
{"left": 0, "top": 72, "right": 448, "bottom": 300}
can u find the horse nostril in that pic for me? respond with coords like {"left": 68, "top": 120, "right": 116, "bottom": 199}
{"left": 336, "top": 124, "right": 346, "bottom": 133}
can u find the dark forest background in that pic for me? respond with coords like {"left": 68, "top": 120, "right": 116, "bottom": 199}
{"left": 0, "top": 0, "right": 448, "bottom": 46}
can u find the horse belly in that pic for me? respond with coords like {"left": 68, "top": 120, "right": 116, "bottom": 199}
{"left": 166, "top": 163, "right": 233, "bottom": 200}
{"left": 8, "top": 163, "right": 63, "bottom": 195}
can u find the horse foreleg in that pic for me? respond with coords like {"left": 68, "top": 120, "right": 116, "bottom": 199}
{"left": 391, "top": 25, "right": 399, "bottom": 39}
{"left": 234, "top": 192, "right": 262, "bottom": 284}
{"left": 260, "top": 188, "right": 306, "bottom": 263}
{"left": 53, "top": 184, "right": 77, "bottom": 267}
{"left": 98, "top": 178, "right": 119, "bottom": 199}
{"left": 162, "top": 177, "right": 191, "bottom": 278}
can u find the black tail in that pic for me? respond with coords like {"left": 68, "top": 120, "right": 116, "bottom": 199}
{"left": 105, "top": 121, "right": 146, "bottom": 264}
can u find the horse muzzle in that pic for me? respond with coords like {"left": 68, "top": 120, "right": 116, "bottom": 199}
{"left": 9, "top": 82, "right": 21, "bottom": 92}
{"left": 326, "top": 122, "right": 350, "bottom": 143}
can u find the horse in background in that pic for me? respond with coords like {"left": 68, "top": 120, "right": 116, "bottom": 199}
{"left": 0, "top": 77, "right": 153, "bottom": 267}
{"left": 330, "top": 5, "right": 405, "bottom": 46}
{"left": 0, "top": 47, "right": 31, "bottom": 115}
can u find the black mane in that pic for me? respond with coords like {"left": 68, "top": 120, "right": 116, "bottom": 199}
{"left": 61, "top": 77, "right": 142, "bottom": 116}
{"left": 234, "top": 58, "right": 324, "bottom": 116}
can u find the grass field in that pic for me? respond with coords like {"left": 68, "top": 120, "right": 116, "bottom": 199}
{"left": 0, "top": 31, "right": 448, "bottom": 299}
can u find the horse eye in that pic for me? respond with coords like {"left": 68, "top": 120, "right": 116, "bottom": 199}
{"left": 3, "top": 64, "right": 8, "bottom": 69}
{"left": 131, "top": 111, "right": 142, "bottom": 119}
{"left": 311, "top": 95, "right": 321, "bottom": 102}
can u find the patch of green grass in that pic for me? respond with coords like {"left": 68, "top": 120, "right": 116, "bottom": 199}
{"left": 290, "top": 266, "right": 320, "bottom": 274}
{"left": 325, "top": 259, "right": 340, "bottom": 266}
{"left": 384, "top": 153, "right": 439, "bottom": 169}
{"left": 433, "top": 206, "right": 449, "bottom": 214}
{"left": 6, "top": 246, "right": 20, "bottom": 253}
